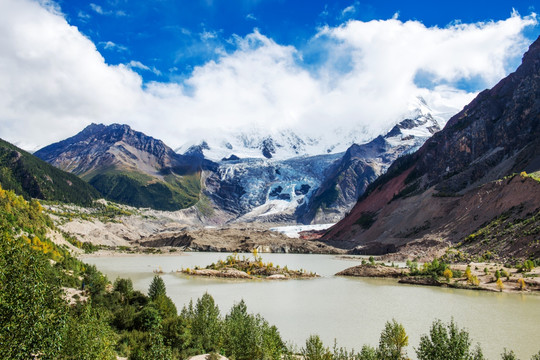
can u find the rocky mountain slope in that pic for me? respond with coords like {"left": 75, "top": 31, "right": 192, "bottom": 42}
{"left": 35, "top": 123, "right": 212, "bottom": 211}
{"left": 321, "top": 36, "right": 540, "bottom": 260}
{"left": 0, "top": 138, "right": 99, "bottom": 205}
{"left": 299, "top": 106, "right": 440, "bottom": 223}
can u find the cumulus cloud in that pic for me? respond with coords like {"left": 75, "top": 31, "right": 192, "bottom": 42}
{"left": 0, "top": 0, "right": 537, "bottom": 152}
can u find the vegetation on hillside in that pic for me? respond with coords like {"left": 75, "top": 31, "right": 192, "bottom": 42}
{"left": 0, "top": 138, "right": 99, "bottom": 205}
{"left": 89, "top": 170, "right": 200, "bottom": 211}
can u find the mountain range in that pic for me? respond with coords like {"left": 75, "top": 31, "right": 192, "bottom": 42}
{"left": 320, "top": 36, "right": 540, "bottom": 260}
{"left": 27, "top": 98, "right": 441, "bottom": 222}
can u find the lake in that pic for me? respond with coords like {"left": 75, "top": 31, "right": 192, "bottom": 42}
{"left": 84, "top": 252, "right": 540, "bottom": 359}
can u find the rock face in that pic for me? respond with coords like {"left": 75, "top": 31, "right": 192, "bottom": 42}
{"left": 321, "top": 36, "right": 540, "bottom": 260}
{"left": 0, "top": 138, "right": 99, "bottom": 205}
{"left": 35, "top": 124, "right": 214, "bottom": 211}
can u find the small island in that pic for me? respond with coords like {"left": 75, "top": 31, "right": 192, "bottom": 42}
{"left": 336, "top": 256, "right": 540, "bottom": 294}
{"left": 179, "top": 250, "right": 319, "bottom": 280}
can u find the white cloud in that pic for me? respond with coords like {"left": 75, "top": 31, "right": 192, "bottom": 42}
{"left": 127, "top": 60, "right": 162, "bottom": 76}
{"left": 341, "top": 5, "right": 356, "bottom": 18}
{"left": 0, "top": 0, "right": 537, "bottom": 152}
{"left": 89, "top": 3, "right": 104, "bottom": 15}
{"left": 101, "top": 40, "right": 128, "bottom": 52}
{"left": 78, "top": 11, "right": 91, "bottom": 20}
{"left": 90, "top": 2, "right": 126, "bottom": 17}
{"left": 246, "top": 13, "right": 257, "bottom": 21}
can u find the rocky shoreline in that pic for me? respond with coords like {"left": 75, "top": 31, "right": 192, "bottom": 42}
{"left": 335, "top": 263, "right": 540, "bottom": 294}
{"left": 180, "top": 267, "right": 317, "bottom": 280}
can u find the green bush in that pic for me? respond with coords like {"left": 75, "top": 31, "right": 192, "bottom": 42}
{"left": 416, "top": 319, "right": 484, "bottom": 360}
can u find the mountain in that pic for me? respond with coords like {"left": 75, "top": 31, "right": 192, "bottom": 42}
{"left": 202, "top": 102, "right": 441, "bottom": 224}
{"left": 298, "top": 105, "right": 440, "bottom": 223}
{"left": 321, "top": 36, "right": 540, "bottom": 260}
{"left": 35, "top": 123, "right": 211, "bottom": 211}
{"left": 0, "top": 138, "right": 99, "bottom": 205}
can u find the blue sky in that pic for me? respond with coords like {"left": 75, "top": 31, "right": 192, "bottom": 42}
{"left": 59, "top": 0, "right": 540, "bottom": 86}
{"left": 0, "top": 0, "right": 539, "bottom": 151}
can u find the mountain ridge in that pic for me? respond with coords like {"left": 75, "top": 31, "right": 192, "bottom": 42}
{"left": 0, "top": 138, "right": 99, "bottom": 205}
{"left": 34, "top": 123, "right": 210, "bottom": 211}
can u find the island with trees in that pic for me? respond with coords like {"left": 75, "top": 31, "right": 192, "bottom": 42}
{"left": 179, "top": 249, "right": 319, "bottom": 280}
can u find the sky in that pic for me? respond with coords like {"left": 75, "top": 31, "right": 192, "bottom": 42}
{"left": 0, "top": 0, "right": 539, "bottom": 151}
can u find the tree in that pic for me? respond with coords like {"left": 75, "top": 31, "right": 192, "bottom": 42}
{"left": 223, "top": 300, "right": 257, "bottom": 359}
{"left": 129, "top": 331, "right": 172, "bottom": 360}
{"left": 465, "top": 266, "right": 472, "bottom": 280}
{"left": 135, "top": 306, "right": 162, "bottom": 331}
{"left": 302, "top": 335, "right": 332, "bottom": 360}
{"left": 152, "top": 294, "right": 177, "bottom": 320}
{"left": 496, "top": 278, "right": 504, "bottom": 292}
{"left": 517, "top": 278, "right": 527, "bottom": 291}
{"left": 416, "top": 319, "right": 484, "bottom": 360}
{"left": 60, "top": 304, "right": 117, "bottom": 360}
{"left": 114, "top": 277, "right": 134, "bottom": 301}
{"left": 357, "top": 345, "right": 378, "bottom": 360}
{"left": 501, "top": 349, "right": 518, "bottom": 360}
{"left": 0, "top": 235, "right": 67, "bottom": 360}
{"left": 148, "top": 275, "right": 167, "bottom": 301}
{"left": 223, "top": 300, "right": 285, "bottom": 360}
{"left": 443, "top": 268, "right": 453, "bottom": 282}
{"left": 162, "top": 316, "right": 192, "bottom": 354}
{"left": 377, "top": 319, "right": 408, "bottom": 360}
{"left": 182, "top": 293, "right": 223, "bottom": 353}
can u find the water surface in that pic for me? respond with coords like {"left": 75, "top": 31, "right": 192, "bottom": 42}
{"left": 84, "top": 252, "right": 540, "bottom": 359}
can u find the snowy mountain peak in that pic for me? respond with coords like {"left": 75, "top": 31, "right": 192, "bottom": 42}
{"left": 176, "top": 97, "right": 447, "bottom": 162}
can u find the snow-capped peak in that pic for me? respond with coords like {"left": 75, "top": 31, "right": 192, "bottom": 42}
{"left": 175, "top": 97, "right": 451, "bottom": 162}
